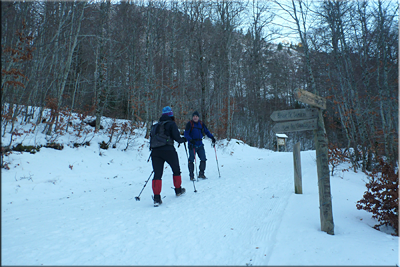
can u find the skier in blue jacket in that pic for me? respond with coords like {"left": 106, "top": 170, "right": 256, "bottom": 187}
{"left": 184, "top": 111, "right": 216, "bottom": 180}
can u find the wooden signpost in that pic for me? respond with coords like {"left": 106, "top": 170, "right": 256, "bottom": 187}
{"left": 270, "top": 108, "right": 318, "bottom": 122}
{"left": 270, "top": 108, "right": 318, "bottom": 133}
{"left": 271, "top": 89, "right": 334, "bottom": 235}
{"left": 294, "top": 89, "right": 326, "bottom": 109}
{"left": 293, "top": 142, "right": 302, "bottom": 194}
{"left": 271, "top": 118, "right": 317, "bottom": 133}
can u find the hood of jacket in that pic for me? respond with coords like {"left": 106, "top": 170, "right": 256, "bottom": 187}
{"left": 159, "top": 114, "right": 173, "bottom": 122}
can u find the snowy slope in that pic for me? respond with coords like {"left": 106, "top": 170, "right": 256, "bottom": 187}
{"left": 1, "top": 111, "right": 398, "bottom": 266}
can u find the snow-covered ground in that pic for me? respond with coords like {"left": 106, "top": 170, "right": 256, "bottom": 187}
{"left": 1, "top": 109, "right": 398, "bottom": 265}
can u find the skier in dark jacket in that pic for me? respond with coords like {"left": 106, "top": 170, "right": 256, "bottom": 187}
{"left": 151, "top": 106, "right": 187, "bottom": 206}
{"left": 184, "top": 111, "right": 216, "bottom": 180}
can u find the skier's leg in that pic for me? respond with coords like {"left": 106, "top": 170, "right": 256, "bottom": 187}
{"left": 165, "top": 150, "right": 185, "bottom": 196}
{"left": 197, "top": 146, "right": 207, "bottom": 177}
{"left": 188, "top": 145, "right": 195, "bottom": 179}
{"left": 151, "top": 150, "right": 164, "bottom": 197}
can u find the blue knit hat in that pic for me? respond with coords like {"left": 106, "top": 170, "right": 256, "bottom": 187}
{"left": 192, "top": 111, "right": 200, "bottom": 117}
{"left": 162, "top": 106, "right": 174, "bottom": 117}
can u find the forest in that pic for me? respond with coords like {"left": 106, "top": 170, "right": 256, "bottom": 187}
{"left": 1, "top": 0, "right": 398, "bottom": 171}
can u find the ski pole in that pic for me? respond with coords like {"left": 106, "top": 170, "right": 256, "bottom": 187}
{"left": 193, "top": 147, "right": 198, "bottom": 181}
{"left": 183, "top": 142, "right": 189, "bottom": 159}
{"left": 214, "top": 145, "right": 221, "bottom": 178}
{"left": 192, "top": 175, "right": 197, "bottom": 192}
{"left": 185, "top": 143, "right": 197, "bottom": 193}
{"left": 135, "top": 170, "right": 154, "bottom": 201}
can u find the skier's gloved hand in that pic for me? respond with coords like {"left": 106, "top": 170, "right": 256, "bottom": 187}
{"left": 178, "top": 137, "right": 186, "bottom": 147}
{"left": 211, "top": 137, "right": 216, "bottom": 147}
{"left": 190, "top": 139, "right": 196, "bottom": 145}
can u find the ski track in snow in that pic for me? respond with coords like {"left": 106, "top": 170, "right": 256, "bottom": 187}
{"left": 2, "top": 109, "right": 398, "bottom": 266}
{"left": 133, "top": 146, "right": 294, "bottom": 266}
{"left": 2, "top": 141, "right": 300, "bottom": 265}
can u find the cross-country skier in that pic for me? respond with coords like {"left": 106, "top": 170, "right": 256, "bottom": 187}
{"left": 184, "top": 111, "right": 216, "bottom": 181}
{"left": 150, "top": 106, "right": 187, "bottom": 206}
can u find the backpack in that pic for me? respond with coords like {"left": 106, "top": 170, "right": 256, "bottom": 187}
{"left": 189, "top": 120, "right": 205, "bottom": 137}
{"left": 150, "top": 121, "right": 174, "bottom": 149}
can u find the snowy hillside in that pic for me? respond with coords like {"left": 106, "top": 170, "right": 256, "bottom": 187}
{"left": 1, "top": 108, "right": 398, "bottom": 265}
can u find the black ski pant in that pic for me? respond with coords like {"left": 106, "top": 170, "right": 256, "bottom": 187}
{"left": 151, "top": 149, "right": 182, "bottom": 195}
{"left": 151, "top": 149, "right": 181, "bottom": 180}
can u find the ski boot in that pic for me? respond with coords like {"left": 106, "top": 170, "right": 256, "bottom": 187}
{"left": 175, "top": 187, "right": 186, "bottom": 197}
{"left": 153, "top": 194, "right": 162, "bottom": 207}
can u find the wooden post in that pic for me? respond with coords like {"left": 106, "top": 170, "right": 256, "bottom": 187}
{"left": 276, "top": 136, "right": 279, "bottom": 152}
{"left": 313, "top": 109, "right": 334, "bottom": 235}
{"left": 293, "top": 142, "right": 302, "bottom": 194}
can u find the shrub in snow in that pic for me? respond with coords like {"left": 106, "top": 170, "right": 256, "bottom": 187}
{"left": 44, "top": 142, "right": 64, "bottom": 150}
{"left": 73, "top": 141, "right": 90, "bottom": 148}
{"left": 328, "top": 144, "right": 351, "bottom": 176}
{"left": 356, "top": 158, "right": 398, "bottom": 236}
{"left": 12, "top": 143, "right": 42, "bottom": 154}
{"left": 1, "top": 147, "right": 12, "bottom": 169}
{"left": 99, "top": 141, "right": 109, "bottom": 150}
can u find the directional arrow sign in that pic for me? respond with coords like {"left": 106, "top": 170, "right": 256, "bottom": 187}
{"left": 272, "top": 118, "right": 318, "bottom": 133}
{"left": 270, "top": 108, "right": 318, "bottom": 122}
{"left": 294, "top": 89, "right": 326, "bottom": 109}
